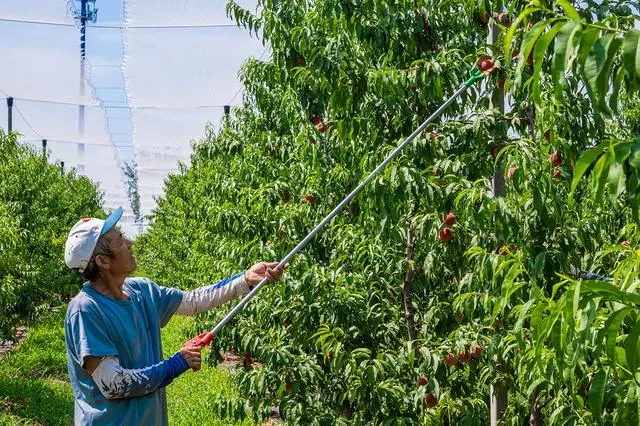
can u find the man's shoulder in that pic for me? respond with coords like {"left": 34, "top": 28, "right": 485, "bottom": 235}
{"left": 65, "top": 288, "right": 98, "bottom": 319}
{"left": 125, "top": 276, "right": 157, "bottom": 293}
{"left": 125, "top": 277, "right": 170, "bottom": 302}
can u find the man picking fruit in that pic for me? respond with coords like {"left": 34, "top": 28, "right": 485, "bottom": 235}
{"left": 62, "top": 207, "right": 287, "bottom": 425}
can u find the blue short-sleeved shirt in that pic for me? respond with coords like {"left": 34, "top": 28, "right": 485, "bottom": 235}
{"left": 64, "top": 277, "right": 183, "bottom": 426}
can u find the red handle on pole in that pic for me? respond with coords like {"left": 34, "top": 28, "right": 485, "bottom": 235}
{"left": 184, "top": 332, "right": 214, "bottom": 348}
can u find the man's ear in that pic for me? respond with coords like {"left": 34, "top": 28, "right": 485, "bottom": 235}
{"left": 94, "top": 254, "right": 110, "bottom": 270}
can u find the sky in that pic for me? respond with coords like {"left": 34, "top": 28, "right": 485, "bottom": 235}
{"left": 0, "top": 0, "right": 266, "bottom": 237}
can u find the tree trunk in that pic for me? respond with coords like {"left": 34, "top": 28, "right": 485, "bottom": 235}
{"left": 529, "top": 391, "right": 543, "bottom": 426}
{"left": 526, "top": 104, "right": 536, "bottom": 140}
{"left": 402, "top": 218, "right": 418, "bottom": 342}
{"left": 490, "top": 382, "right": 508, "bottom": 426}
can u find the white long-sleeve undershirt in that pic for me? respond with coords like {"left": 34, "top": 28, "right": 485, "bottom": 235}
{"left": 175, "top": 273, "right": 249, "bottom": 316}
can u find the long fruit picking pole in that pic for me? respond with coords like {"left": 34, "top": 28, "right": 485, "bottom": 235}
{"left": 186, "top": 67, "right": 488, "bottom": 348}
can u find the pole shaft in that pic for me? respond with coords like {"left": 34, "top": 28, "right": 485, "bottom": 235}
{"left": 7, "top": 97, "right": 13, "bottom": 132}
{"left": 79, "top": 0, "right": 87, "bottom": 136}
{"left": 211, "top": 83, "right": 470, "bottom": 335}
{"left": 488, "top": 5, "right": 508, "bottom": 423}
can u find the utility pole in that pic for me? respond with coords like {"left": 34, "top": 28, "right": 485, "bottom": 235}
{"left": 74, "top": 1, "right": 97, "bottom": 171}
{"left": 42, "top": 139, "right": 47, "bottom": 158}
{"left": 7, "top": 97, "right": 13, "bottom": 132}
{"left": 490, "top": 15, "right": 505, "bottom": 199}
{"left": 489, "top": 3, "right": 508, "bottom": 425}
{"left": 79, "top": 0, "right": 87, "bottom": 137}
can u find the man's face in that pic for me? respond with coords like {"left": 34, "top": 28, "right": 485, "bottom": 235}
{"left": 103, "top": 228, "right": 136, "bottom": 276}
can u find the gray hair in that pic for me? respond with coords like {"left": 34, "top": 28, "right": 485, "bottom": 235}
{"left": 82, "top": 232, "right": 114, "bottom": 282}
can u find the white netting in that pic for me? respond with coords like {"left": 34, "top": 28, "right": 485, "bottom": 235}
{"left": 0, "top": 21, "right": 98, "bottom": 105}
{"left": 122, "top": 27, "right": 264, "bottom": 107}
{"left": 124, "top": 0, "right": 257, "bottom": 26}
{"left": 122, "top": 0, "right": 264, "bottom": 221}
{"left": 0, "top": 0, "right": 265, "bottom": 236}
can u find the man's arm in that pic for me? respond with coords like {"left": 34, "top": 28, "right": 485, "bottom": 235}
{"left": 175, "top": 263, "right": 288, "bottom": 317}
{"left": 84, "top": 356, "right": 103, "bottom": 374}
{"left": 85, "top": 346, "right": 201, "bottom": 399}
{"left": 175, "top": 273, "right": 249, "bottom": 316}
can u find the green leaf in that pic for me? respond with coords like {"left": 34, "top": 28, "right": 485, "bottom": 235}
{"left": 571, "top": 143, "right": 606, "bottom": 193}
{"left": 476, "top": 0, "right": 485, "bottom": 16}
{"left": 553, "top": 20, "right": 582, "bottom": 99}
{"left": 623, "top": 30, "right": 640, "bottom": 88}
{"left": 577, "top": 28, "right": 601, "bottom": 68}
{"left": 588, "top": 369, "right": 608, "bottom": 419}
{"left": 526, "top": 377, "right": 546, "bottom": 398}
{"left": 582, "top": 280, "right": 640, "bottom": 306}
{"left": 630, "top": 137, "right": 640, "bottom": 169}
{"left": 632, "top": 190, "right": 640, "bottom": 225}
{"left": 596, "top": 37, "right": 623, "bottom": 114}
{"left": 554, "top": 0, "right": 581, "bottom": 20}
{"left": 515, "top": 299, "right": 535, "bottom": 334}
{"left": 615, "top": 346, "right": 628, "bottom": 369}
{"left": 551, "top": 316, "right": 564, "bottom": 360}
{"left": 504, "top": 6, "right": 544, "bottom": 66}
{"left": 625, "top": 315, "right": 640, "bottom": 374}
{"left": 578, "top": 28, "right": 602, "bottom": 101}
{"left": 521, "top": 21, "right": 557, "bottom": 73}
{"left": 532, "top": 21, "right": 567, "bottom": 102}
{"left": 628, "top": 167, "right": 640, "bottom": 223}
{"left": 599, "top": 307, "right": 632, "bottom": 361}
{"left": 572, "top": 281, "right": 581, "bottom": 320}
{"left": 550, "top": 405, "right": 567, "bottom": 423}
{"left": 610, "top": 65, "right": 626, "bottom": 113}
{"left": 583, "top": 33, "right": 616, "bottom": 114}
{"left": 608, "top": 156, "right": 626, "bottom": 204}
{"left": 592, "top": 149, "right": 611, "bottom": 204}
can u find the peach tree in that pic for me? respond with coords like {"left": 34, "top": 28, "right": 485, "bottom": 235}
{"left": 0, "top": 131, "right": 103, "bottom": 339}
{"left": 135, "top": 0, "right": 640, "bottom": 423}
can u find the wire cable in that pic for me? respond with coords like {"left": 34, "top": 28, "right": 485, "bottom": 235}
{"left": 0, "top": 17, "right": 239, "bottom": 29}
{"left": 24, "top": 139, "right": 126, "bottom": 147}
{"left": 21, "top": 138, "right": 63, "bottom": 164}
{"left": 13, "top": 104, "right": 44, "bottom": 140}
{"left": 11, "top": 96, "right": 234, "bottom": 110}
{"left": 226, "top": 46, "right": 270, "bottom": 106}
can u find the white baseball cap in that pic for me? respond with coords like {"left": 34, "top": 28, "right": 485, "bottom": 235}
{"left": 64, "top": 207, "right": 123, "bottom": 272}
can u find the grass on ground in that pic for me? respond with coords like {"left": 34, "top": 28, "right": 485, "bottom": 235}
{"left": 0, "top": 309, "right": 252, "bottom": 426}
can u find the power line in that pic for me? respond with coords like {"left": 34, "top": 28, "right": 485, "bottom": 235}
{"left": 23, "top": 139, "right": 190, "bottom": 155}
{"left": 25, "top": 139, "right": 124, "bottom": 147}
{"left": 0, "top": 17, "right": 76, "bottom": 27}
{"left": 20, "top": 138, "right": 63, "bottom": 164}
{"left": 10, "top": 106, "right": 66, "bottom": 165}
{"left": 0, "top": 91, "right": 60, "bottom": 163}
{"left": 227, "top": 46, "right": 270, "bottom": 106}
{"left": 0, "top": 17, "right": 240, "bottom": 29}
{"left": 11, "top": 96, "right": 235, "bottom": 110}
{"left": 108, "top": 23, "right": 240, "bottom": 29}
{"left": 11, "top": 97, "right": 100, "bottom": 108}
{"left": 13, "top": 104, "right": 44, "bottom": 140}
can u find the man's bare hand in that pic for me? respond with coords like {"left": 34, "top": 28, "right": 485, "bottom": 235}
{"left": 245, "top": 262, "right": 289, "bottom": 287}
{"left": 179, "top": 346, "right": 202, "bottom": 372}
